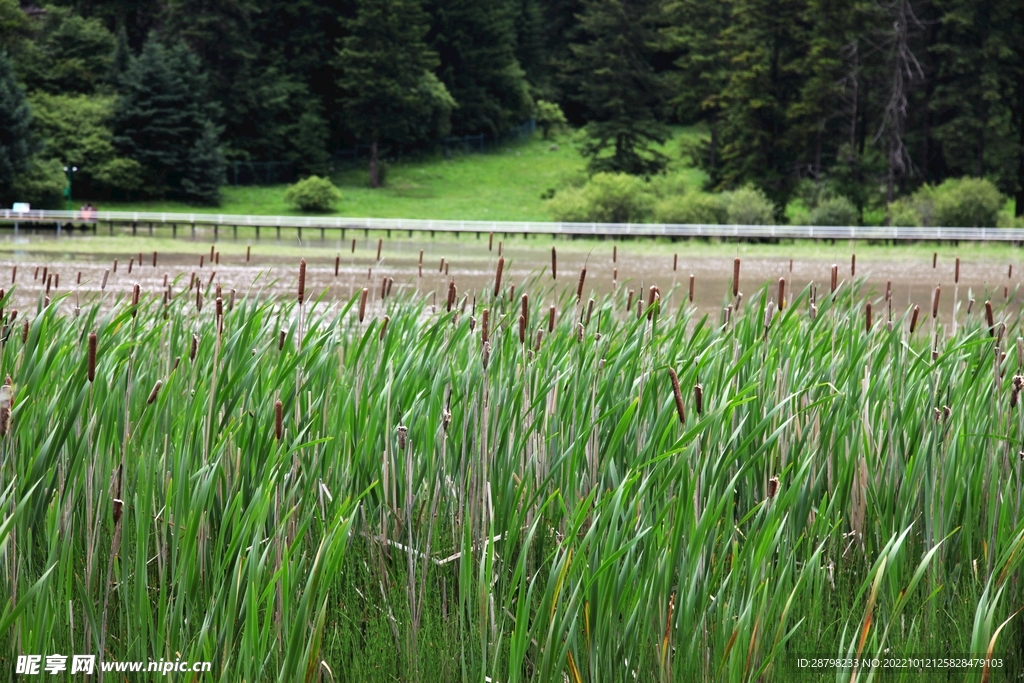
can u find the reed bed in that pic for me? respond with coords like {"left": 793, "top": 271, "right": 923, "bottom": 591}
{"left": 2, "top": 264, "right": 1024, "bottom": 683}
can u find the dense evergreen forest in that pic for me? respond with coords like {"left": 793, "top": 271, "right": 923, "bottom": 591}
{"left": 1, "top": 0, "right": 1022, "bottom": 220}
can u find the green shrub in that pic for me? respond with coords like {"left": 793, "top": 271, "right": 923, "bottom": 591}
{"left": 647, "top": 171, "right": 691, "bottom": 199}
{"left": 284, "top": 175, "right": 341, "bottom": 212}
{"left": 932, "top": 177, "right": 1002, "bottom": 227}
{"left": 724, "top": 186, "right": 776, "bottom": 225}
{"left": 654, "top": 193, "right": 727, "bottom": 224}
{"left": 12, "top": 156, "right": 66, "bottom": 208}
{"left": 93, "top": 157, "right": 144, "bottom": 192}
{"left": 535, "top": 100, "right": 568, "bottom": 139}
{"left": 808, "top": 195, "right": 858, "bottom": 226}
{"left": 998, "top": 211, "right": 1024, "bottom": 228}
{"left": 889, "top": 198, "right": 921, "bottom": 227}
{"left": 547, "top": 172, "right": 653, "bottom": 223}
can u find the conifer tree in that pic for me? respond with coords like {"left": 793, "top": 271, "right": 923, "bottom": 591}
{"left": 336, "top": 0, "right": 455, "bottom": 188}
{"left": 569, "top": 0, "right": 670, "bottom": 176}
{"left": 0, "top": 50, "right": 33, "bottom": 204}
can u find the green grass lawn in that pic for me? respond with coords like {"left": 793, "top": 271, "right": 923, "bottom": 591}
{"left": 84, "top": 128, "right": 709, "bottom": 221}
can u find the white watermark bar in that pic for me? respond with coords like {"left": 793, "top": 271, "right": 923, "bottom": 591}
{"left": 0, "top": 208, "right": 1022, "bottom": 242}
{"left": 16, "top": 654, "right": 212, "bottom": 676}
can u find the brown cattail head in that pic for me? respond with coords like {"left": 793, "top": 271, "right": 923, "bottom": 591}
{"left": 535, "top": 328, "right": 543, "bottom": 352}
{"left": 576, "top": 267, "right": 587, "bottom": 303}
{"left": 195, "top": 288, "right": 202, "bottom": 313}
{"left": 576, "top": 321, "right": 584, "bottom": 343}
{"left": 932, "top": 252, "right": 937, "bottom": 268}
{"left": 613, "top": 245, "right": 617, "bottom": 263}
{"left": 1010, "top": 264, "right": 1014, "bottom": 279}
{"left": 548, "top": 305, "right": 555, "bottom": 333}
{"left": 909, "top": 305, "right": 920, "bottom": 334}
{"left": 334, "top": 255, "right": 340, "bottom": 277}
{"left": 112, "top": 259, "right": 117, "bottom": 273}
{"left": 732, "top": 258, "right": 741, "bottom": 297}
{"left": 789, "top": 258, "right": 793, "bottom": 272}
{"left": 613, "top": 267, "right": 618, "bottom": 282}
{"left": 376, "top": 238, "right": 383, "bottom": 261}
{"left": 488, "top": 232, "right": 494, "bottom": 251}
{"left": 153, "top": 251, "right": 158, "bottom": 268}
{"left": 275, "top": 399, "right": 283, "bottom": 440}
{"left": 551, "top": 247, "right": 557, "bottom": 279}
{"left": 763, "top": 299, "right": 776, "bottom": 331}
{"left": 128, "top": 257, "right": 133, "bottom": 274}
{"left": 298, "top": 259, "right": 306, "bottom": 304}
{"left": 694, "top": 382, "right": 704, "bottom": 415}
{"left": 446, "top": 280, "right": 456, "bottom": 312}
{"left": 689, "top": 274, "right": 695, "bottom": 303}
{"left": 380, "top": 276, "right": 387, "bottom": 300}
{"left": 886, "top": 280, "right": 892, "bottom": 301}
{"left": 19, "top": 318, "right": 26, "bottom": 344}
{"left": 246, "top": 245, "right": 251, "bottom": 262}
{"left": 830, "top": 264, "right": 838, "bottom": 293}
{"left": 216, "top": 296, "right": 223, "bottom": 323}
{"left": 865, "top": 301, "right": 873, "bottom": 332}
{"left": 87, "top": 332, "right": 97, "bottom": 382}
{"left": 931, "top": 285, "right": 941, "bottom": 319}
{"left": 586, "top": 298, "right": 595, "bottom": 326}
{"left": 379, "top": 315, "right": 390, "bottom": 340}
{"left": 521, "top": 294, "right": 529, "bottom": 329}
{"left": 955, "top": 257, "right": 960, "bottom": 283}
{"left": 777, "top": 278, "right": 786, "bottom": 310}
{"left": 673, "top": 253, "right": 678, "bottom": 272}
{"left": 278, "top": 328, "right": 286, "bottom": 351}
{"left": 146, "top": 379, "right": 163, "bottom": 405}
{"left": 397, "top": 425, "right": 407, "bottom": 450}
{"left": 359, "top": 288, "right": 368, "bottom": 323}
{"left": 229, "top": 288, "right": 236, "bottom": 311}
{"left": 985, "top": 300, "right": 994, "bottom": 334}
{"left": 10, "top": 265, "right": 15, "bottom": 283}
{"left": 199, "top": 255, "right": 204, "bottom": 268}
{"left": 131, "top": 283, "right": 140, "bottom": 316}
{"left": 627, "top": 289, "right": 635, "bottom": 311}
{"left": 494, "top": 257, "right": 505, "bottom": 298}
{"left": 767, "top": 476, "right": 779, "bottom": 500}
{"left": 482, "top": 308, "right": 490, "bottom": 343}
{"left": 215, "top": 251, "right": 219, "bottom": 265}
{"left": 518, "top": 314, "right": 526, "bottom": 344}
{"left": 668, "top": 367, "right": 685, "bottom": 424}
{"left": 968, "top": 297, "right": 975, "bottom": 314}
{"left": 851, "top": 253, "right": 856, "bottom": 276}
{"left": 481, "top": 341, "right": 491, "bottom": 369}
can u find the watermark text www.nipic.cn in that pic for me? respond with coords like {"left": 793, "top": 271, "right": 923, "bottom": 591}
{"left": 16, "top": 655, "right": 213, "bottom": 676}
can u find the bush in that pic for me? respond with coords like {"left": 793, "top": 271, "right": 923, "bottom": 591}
{"left": 12, "top": 157, "right": 66, "bottom": 208}
{"left": 892, "top": 178, "right": 1002, "bottom": 227}
{"left": 654, "top": 193, "right": 727, "bottom": 224}
{"left": 809, "top": 195, "right": 858, "bottom": 226}
{"left": 535, "top": 100, "right": 568, "bottom": 139}
{"left": 932, "top": 177, "right": 1002, "bottom": 227}
{"left": 647, "top": 171, "right": 691, "bottom": 199}
{"left": 284, "top": 175, "right": 341, "bottom": 212}
{"left": 724, "top": 186, "right": 776, "bottom": 225}
{"left": 547, "top": 172, "right": 653, "bottom": 224}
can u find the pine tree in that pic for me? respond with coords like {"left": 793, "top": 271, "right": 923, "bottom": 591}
{"left": 0, "top": 50, "right": 34, "bottom": 204}
{"left": 427, "top": 0, "right": 532, "bottom": 135}
{"left": 336, "top": 0, "right": 455, "bottom": 188}
{"left": 569, "top": 0, "right": 670, "bottom": 176}
{"left": 181, "top": 120, "right": 225, "bottom": 205}
{"left": 112, "top": 37, "right": 223, "bottom": 201}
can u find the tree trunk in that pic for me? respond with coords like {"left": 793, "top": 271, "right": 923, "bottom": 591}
{"left": 369, "top": 139, "right": 379, "bottom": 188}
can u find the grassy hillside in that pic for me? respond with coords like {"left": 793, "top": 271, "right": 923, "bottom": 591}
{"left": 84, "top": 129, "right": 709, "bottom": 221}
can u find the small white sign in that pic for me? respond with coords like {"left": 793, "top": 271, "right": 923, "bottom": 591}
{"left": 12, "top": 203, "right": 30, "bottom": 213}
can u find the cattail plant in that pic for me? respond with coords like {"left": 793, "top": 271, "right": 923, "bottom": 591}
{"left": 613, "top": 245, "right": 617, "bottom": 263}
{"left": 376, "top": 238, "right": 383, "bottom": 261}
{"left": 215, "top": 252, "right": 219, "bottom": 265}
{"left": 379, "top": 315, "right": 390, "bottom": 340}
{"left": 576, "top": 267, "right": 587, "bottom": 303}
{"left": 1011, "top": 375, "right": 1023, "bottom": 408}
{"left": 488, "top": 232, "right": 494, "bottom": 250}
{"left": 359, "top": 288, "right": 368, "bottom": 323}
{"left": 195, "top": 288, "right": 202, "bottom": 313}
{"left": 830, "top": 264, "right": 838, "bottom": 293}
{"left": 199, "top": 255, "right": 204, "bottom": 268}
{"left": 1010, "top": 264, "right": 1014, "bottom": 279}
{"left": 446, "top": 280, "right": 456, "bottom": 312}
{"left": 668, "top": 367, "right": 685, "bottom": 424}
{"left": 885, "top": 280, "right": 892, "bottom": 301}
{"left": 10, "top": 265, "right": 15, "bottom": 283}
{"left": 397, "top": 425, "right": 407, "bottom": 450}
{"left": 334, "top": 255, "right": 340, "bottom": 277}
{"left": 112, "top": 259, "right": 117, "bottom": 273}
{"left": 777, "top": 278, "right": 786, "bottom": 310}
{"left": 0, "top": 381, "right": 11, "bottom": 436}
{"left": 278, "top": 329, "right": 286, "bottom": 351}
{"left": 87, "top": 332, "right": 97, "bottom": 382}
{"left": 298, "top": 259, "right": 306, "bottom": 305}
{"left": 381, "top": 277, "right": 388, "bottom": 301}
{"left": 275, "top": 399, "right": 283, "bottom": 440}
{"left": 246, "top": 245, "right": 251, "bottom": 262}
{"left": 128, "top": 257, "right": 133, "bottom": 274}
{"left": 851, "top": 253, "right": 856, "bottom": 276}
{"left": 932, "top": 252, "right": 937, "bottom": 268}
{"left": 767, "top": 476, "right": 780, "bottom": 500}
{"left": 931, "top": 286, "right": 941, "bottom": 318}
{"left": 387, "top": 277, "right": 393, "bottom": 297}
{"left": 146, "top": 380, "right": 163, "bottom": 405}
{"left": 694, "top": 381, "right": 703, "bottom": 415}
{"left": 351, "top": 238, "right": 356, "bottom": 253}
{"left": 627, "top": 289, "right": 635, "bottom": 312}
{"left": 101, "top": 270, "right": 109, "bottom": 290}
{"left": 732, "top": 258, "right": 741, "bottom": 297}
{"left": 689, "top": 274, "right": 695, "bottom": 303}
{"left": 20, "top": 318, "right": 28, "bottom": 344}
{"left": 551, "top": 247, "right": 557, "bottom": 279}
{"left": 865, "top": 301, "right": 872, "bottom": 332}
{"left": 190, "top": 333, "right": 198, "bottom": 361}
{"left": 521, "top": 294, "right": 529, "bottom": 330}
{"left": 955, "top": 257, "right": 960, "bottom": 283}
{"left": 673, "top": 254, "right": 678, "bottom": 271}
{"left": 586, "top": 298, "right": 595, "bottom": 326}
{"left": 763, "top": 299, "right": 776, "bottom": 335}
{"left": 518, "top": 314, "right": 526, "bottom": 344}
{"left": 909, "top": 305, "right": 921, "bottom": 334}
{"left": 481, "top": 341, "right": 491, "bottom": 369}
{"left": 131, "top": 283, "right": 140, "bottom": 317}
{"left": 482, "top": 308, "right": 490, "bottom": 343}
{"left": 534, "top": 329, "right": 543, "bottom": 352}
{"left": 548, "top": 305, "right": 555, "bottom": 333}
{"left": 493, "top": 257, "right": 505, "bottom": 298}
{"left": 576, "top": 321, "right": 584, "bottom": 343}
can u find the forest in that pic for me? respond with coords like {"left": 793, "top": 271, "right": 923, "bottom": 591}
{"left": 1, "top": 0, "right": 1022, "bottom": 222}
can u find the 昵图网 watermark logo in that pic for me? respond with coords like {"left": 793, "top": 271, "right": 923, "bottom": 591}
{"left": 16, "top": 654, "right": 212, "bottom": 676}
